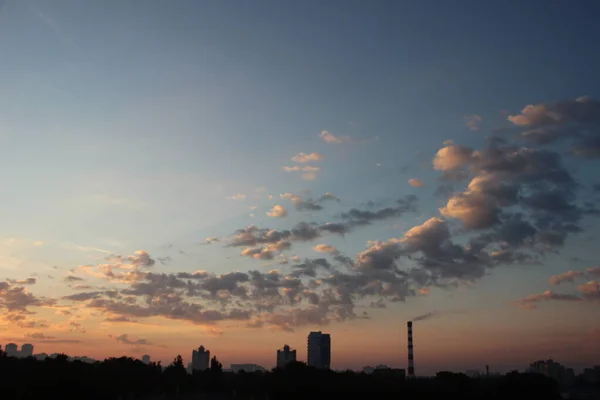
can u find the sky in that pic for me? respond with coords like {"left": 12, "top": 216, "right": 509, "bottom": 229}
{"left": 0, "top": 0, "right": 599, "bottom": 375}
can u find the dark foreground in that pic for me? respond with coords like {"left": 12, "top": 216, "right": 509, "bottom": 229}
{"left": 0, "top": 354, "right": 581, "bottom": 399}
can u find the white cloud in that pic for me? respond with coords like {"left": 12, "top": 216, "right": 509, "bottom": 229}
{"left": 266, "top": 205, "right": 288, "bottom": 218}
{"left": 291, "top": 152, "right": 324, "bottom": 163}
{"left": 225, "top": 194, "right": 246, "bottom": 200}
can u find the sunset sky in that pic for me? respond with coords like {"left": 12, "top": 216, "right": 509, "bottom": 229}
{"left": 0, "top": 0, "right": 599, "bottom": 375}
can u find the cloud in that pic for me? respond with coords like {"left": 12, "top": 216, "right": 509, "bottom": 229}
{"left": 319, "top": 192, "right": 340, "bottom": 202}
{"left": 7, "top": 278, "right": 37, "bottom": 285}
{"left": 32, "top": 241, "right": 45, "bottom": 246}
{"left": 64, "top": 275, "right": 85, "bottom": 282}
{"left": 313, "top": 244, "right": 338, "bottom": 253}
{"left": 266, "top": 205, "right": 288, "bottom": 218}
{"left": 280, "top": 193, "right": 323, "bottom": 211}
{"left": 432, "top": 144, "right": 474, "bottom": 171}
{"left": 408, "top": 178, "right": 425, "bottom": 188}
{"left": 115, "top": 334, "right": 152, "bottom": 346}
{"left": 291, "top": 152, "right": 324, "bottom": 163}
{"left": 507, "top": 96, "right": 600, "bottom": 157}
{"left": 283, "top": 166, "right": 320, "bottom": 172}
{"left": 515, "top": 267, "right": 600, "bottom": 308}
{"left": 549, "top": 270, "right": 584, "bottom": 285}
{"left": 205, "top": 237, "right": 219, "bottom": 244}
{"left": 515, "top": 290, "right": 583, "bottom": 309}
{"left": 587, "top": 266, "right": 600, "bottom": 277}
{"left": 339, "top": 195, "right": 418, "bottom": 226}
{"left": 44, "top": 107, "right": 600, "bottom": 333}
{"left": 434, "top": 140, "right": 588, "bottom": 247}
{"left": 25, "top": 332, "right": 54, "bottom": 339}
{"left": 465, "top": 114, "right": 482, "bottom": 131}
{"left": 320, "top": 130, "right": 351, "bottom": 144}
{"left": 282, "top": 165, "right": 320, "bottom": 181}
{"left": 226, "top": 194, "right": 246, "bottom": 200}
{"left": 0, "top": 281, "right": 54, "bottom": 313}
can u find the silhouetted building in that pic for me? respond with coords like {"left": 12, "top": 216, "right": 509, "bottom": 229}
{"left": 142, "top": 354, "right": 150, "bottom": 364}
{"left": 529, "top": 359, "right": 574, "bottom": 387}
{"left": 276, "top": 344, "right": 296, "bottom": 368}
{"left": 5, "top": 343, "right": 18, "bottom": 357}
{"left": 466, "top": 369, "right": 482, "bottom": 378}
{"left": 21, "top": 344, "right": 34, "bottom": 358}
{"left": 307, "top": 331, "right": 330, "bottom": 369}
{"left": 231, "top": 364, "right": 265, "bottom": 373}
{"left": 191, "top": 346, "right": 210, "bottom": 371}
{"left": 583, "top": 366, "right": 600, "bottom": 384}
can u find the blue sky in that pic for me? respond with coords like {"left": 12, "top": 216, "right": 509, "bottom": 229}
{"left": 0, "top": 0, "right": 599, "bottom": 373}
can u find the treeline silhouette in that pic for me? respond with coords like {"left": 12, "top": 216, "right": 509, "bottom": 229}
{"left": 0, "top": 351, "right": 563, "bottom": 400}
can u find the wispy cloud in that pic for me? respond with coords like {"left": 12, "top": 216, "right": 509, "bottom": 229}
{"left": 291, "top": 152, "right": 324, "bottom": 163}
{"left": 320, "top": 130, "right": 352, "bottom": 144}
{"left": 408, "top": 178, "right": 425, "bottom": 188}
{"left": 225, "top": 194, "right": 246, "bottom": 200}
{"left": 464, "top": 114, "right": 482, "bottom": 131}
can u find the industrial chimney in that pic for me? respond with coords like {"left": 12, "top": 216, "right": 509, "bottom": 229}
{"left": 407, "top": 321, "right": 415, "bottom": 377}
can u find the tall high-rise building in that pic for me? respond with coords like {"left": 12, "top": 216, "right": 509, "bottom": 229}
{"left": 142, "top": 354, "right": 151, "bottom": 364}
{"left": 191, "top": 346, "right": 210, "bottom": 371}
{"left": 307, "top": 331, "right": 331, "bottom": 369}
{"left": 276, "top": 344, "right": 297, "bottom": 368}
{"left": 21, "top": 344, "right": 34, "bottom": 358}
{"left": 5, "top": 343, "right": 18, "bottom": 357}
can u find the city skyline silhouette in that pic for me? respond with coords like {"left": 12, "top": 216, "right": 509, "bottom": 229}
{"left": 0, "top": 0, "right": 599, "bottom": 383}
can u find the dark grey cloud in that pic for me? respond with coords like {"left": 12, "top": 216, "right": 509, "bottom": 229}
{"left": 0, "top": 282, "right": 54, "bottom": 312}
{"left": 280, "top": 193, "right": 323, "bottom": 211}
{"left": 507, "top": 96, "right": 600, "bottom": 157}
{"left": 433, "top": 139, "right": 595, "bottom": 261}
{"left": 339, "top": 195, "right": 418, "bottom": 226}
{"left": 64, "top": 275, "right": 84, "bottom": 282}
{"left": 115, "top": 334, "right": 152, "bottom": 346}
{"left": 7, "top": 278, "right": 37, "bottom": 285}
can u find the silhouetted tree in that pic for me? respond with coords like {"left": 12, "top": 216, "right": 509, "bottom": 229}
{"left": 0, "top": 352, "right": 570, "bottom": 400}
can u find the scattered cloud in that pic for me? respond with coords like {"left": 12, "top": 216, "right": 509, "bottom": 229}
{"left": 313, "top": 244, "right": 338, "bottom": 253}
{"left": 226, "top": 194, "right": 246, "bottom": 200}
{"left": 64, "top": 275, "right": 85, "bottom": 282}
{"left": 507, "top": 96, "right": 600, "bottom": 158}
{"left": 291, "top": 152, "right": 324, "bottom": 163}
{"left": 280, "top": 193, "right": 323, "bottom": 211}
{"left": 465, "top": 114, "right": 482, "bottom": 131}
{"left": 283, "top": 166, "right": 320, "bottom": 172}
{"left": 115, "top": 334, "right": 152, "bottom": 346}
{"left": 319, "top": 192, "right": 340, "bottom": 202}
{"left": 408, "top": 178, "right": 425, "bottom": 188}
{"left": 549, "top": 270, "right": 585, "bottom": 285}
{"left": 320, "top": 130, "right": 351, "bottom": 144}
{"left": 515, "top": 290, "right": 583, "bottom": 309}
{"left": 7, "top": 278, "right": 37, "bottom": 285}
{"left": 266, "top": 205, "right": 288, "bottom": 218}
